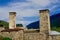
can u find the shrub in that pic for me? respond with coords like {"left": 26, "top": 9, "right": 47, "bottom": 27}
{"left": 0, "top": 36, "right": 3, "bottom": 40}
{"left": 2, "top": 37, "right": 12, "bottom": 40}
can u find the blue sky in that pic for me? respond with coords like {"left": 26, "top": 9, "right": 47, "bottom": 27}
{"left": 0, "top": 0, "right": 60, "bottom": 27}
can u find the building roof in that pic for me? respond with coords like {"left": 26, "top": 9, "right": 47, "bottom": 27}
{"left": 49, "top": 31, "right": 60, "bottom": 36}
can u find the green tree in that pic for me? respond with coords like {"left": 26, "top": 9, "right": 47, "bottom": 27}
{"left": 16, "top": 24, "right": 23, "bottom": 27}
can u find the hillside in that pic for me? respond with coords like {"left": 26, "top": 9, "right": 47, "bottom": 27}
{"left": 0, "top": 20, "right": 23, "bottom": 29}
{"left": 27, "top": 21, "right": 39, "bottom": 29}
{"left": 0, "top": 20, "right": 9, "bottom": 29}
{"left": 27, "top": 13, "right": 60, "bottom": 31}
{"left": 50, "top": 13, "right": 60, "bottom": 27}
{"left": 50, "top": 13, "right": 60, "bottom": 31}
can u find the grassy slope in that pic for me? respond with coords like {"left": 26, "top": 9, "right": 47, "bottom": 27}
{"left": 0, "top": 20, "right": 9, "bottom": 29}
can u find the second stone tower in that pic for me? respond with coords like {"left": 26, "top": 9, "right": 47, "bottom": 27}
{"left": 9, "top": 12, "right": 16, "bottom": 29}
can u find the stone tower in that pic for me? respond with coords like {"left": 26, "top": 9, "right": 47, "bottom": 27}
{"left": 9, "top": 12, "right": 16, "bottom": 29}
{"left": 39, "top": 9, "right": 50, "bottom": 40}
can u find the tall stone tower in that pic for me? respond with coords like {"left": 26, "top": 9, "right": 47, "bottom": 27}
{"left": 9, "top": 12, "right": 16, "bottom": 29}
{"left": 39, "top": 9, "right": 50, "bottom": 40}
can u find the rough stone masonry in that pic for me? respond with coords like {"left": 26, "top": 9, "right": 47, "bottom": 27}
{"left": 39, "top": 9, "right": 50, "bottom": 40}
{"left": 9, "top": 12, "right": 16, "bottom": 29}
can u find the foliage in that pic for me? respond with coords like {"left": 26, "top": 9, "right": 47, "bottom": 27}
{"left": 16, "top": 24, "right": 23, "bottom": 27}
{"left": 2, "top": 37, "right": 12, "bottom": 40}
{"left": 51, "top": 27, "right": 60, "bottom": 32}
{"left": 0, "top": 20, "right": 9, "bottom": 29}
{"left": 0, "top": 36, "right": 12, "bottom": 40}
{"left": 0, "top": 20, "right": 23, "bottom": 29}
{"left": 0, "top": 35, "right": 3, "bottom": 40}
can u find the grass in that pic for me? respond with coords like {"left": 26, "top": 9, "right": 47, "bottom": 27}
{"left": 51, "top": 27, "right": 60, "bottom": 32}
{"left": 0, "top": 36, "right": 12, "bottom": 40}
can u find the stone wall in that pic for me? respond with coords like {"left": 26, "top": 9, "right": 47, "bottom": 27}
{"left": 49, "top": 35, "right": 60, "bottom": 40}
{"left": 24, "top": 31, "right": 60, "bottom": 40}
{"left": 24, "top": 32, "right": 40, "bottom": 40}
{"left": 0, "top": 29, "right": 60, "bottom": 40}
{"left": 0, "top": 29, "right": 23, "bottom": 40}
{"left": 9, "top": 12, "right": 16, "bottom": 29}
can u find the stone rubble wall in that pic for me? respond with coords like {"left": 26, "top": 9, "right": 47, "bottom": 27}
{"left": 24, "top": 32, "right": 40, "bottom": 40}
{"left": 0, "top": 30, "right": 23, "bottom": 40}
{"left": 24, "top": 32, "right": 60, "bottom": 40}
{"left": 49, "top": 35, "right": 60, "bottom": 40}
{"left": 0, "top": 28, "right": 60, "bottom": 40}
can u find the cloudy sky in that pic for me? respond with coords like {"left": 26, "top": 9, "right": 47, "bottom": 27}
{"left": 0, "top": 0, "right": 60, "bottom": 26}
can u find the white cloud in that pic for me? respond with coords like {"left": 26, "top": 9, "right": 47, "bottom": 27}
{"left": 26, "top": 0, "right": 51, "bottom": 7}
{"left": 50, "top": 5, "right": 57, "bottom": 10}
{"left": 0, "top": 0, "right": 59, "bottom": 26}
{"left": 0, "top": 0, "right": 58, "bottom": 19}
{"left": 0, "top": 1, "right": 41, "bottom": 19}
{"left": 51, "top": 0, "right": 59, "bottom": 3}
{"left": 0, "top": 2, "right": 39, "bottom": 26}
{"left": 16, "top": 20, "right": 34, "bottom": 27}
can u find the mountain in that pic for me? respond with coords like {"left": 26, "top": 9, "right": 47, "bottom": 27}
{"left": 50, "top": 13, "right": 60, "bottom": 27}
{"left": 27, "top": 21, "right": 39, "bottom": 29}
{"left": 27, "top": 13, "right": 60, "bottom": 30}
{"left": 50, "top": 13, "right": 60, "bottom": 31}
